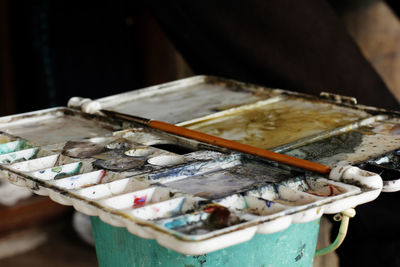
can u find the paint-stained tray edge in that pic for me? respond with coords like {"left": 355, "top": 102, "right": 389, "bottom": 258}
{"left": 0, "top": 134, "right": 383, "bottom": 255}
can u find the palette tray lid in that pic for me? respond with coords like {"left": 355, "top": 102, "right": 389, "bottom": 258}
{"left": 72, "top": 75, "right": 400, "bottom": 193}
{"left": 68, "top": 75, "right": 281, "bottom": 124}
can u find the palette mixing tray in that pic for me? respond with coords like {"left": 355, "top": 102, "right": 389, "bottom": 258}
{"left": 0, "top": 107, "right": 391, "bottom": 255}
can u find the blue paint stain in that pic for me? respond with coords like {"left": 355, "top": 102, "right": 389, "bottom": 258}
{"left": 242, "top": 197, "right": 249, "bottom": 209}
{"left": 0, "top": 140, "right": 29, "bottom": 155}
{"left": 150, "top": 162, "right": 207, "bottom": 181}
{"left": 253, "top": 196, "right": 274, "bottom": 208}
{"left": 164, "top": 218, "right": 188, "bottom": 229}
{"left": 169, "top": 198, "right": 186, "bottom": 216}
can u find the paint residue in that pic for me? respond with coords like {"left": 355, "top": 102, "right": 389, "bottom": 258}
{"left": 164, "top": 159, "right": 296, "bottom": 199}
{"left": 183, "top": 99, "right": 366, "bottom": 149}
{"left": 165, "top": 171, "right": 256, "bottom": 199}
{"left": 165, "top": 206, "right": 244, "bottom": 235}
{"left": 54, "top": 162, "right": 83, "bottom": 180}
{"left": 0, "top": 136, "right": 12, "bottom": 144}
{"left": 357, "top": 150, "right": 400, "bottom": 181}
{"left": 133, "top": 196, "right": 147, "bottom": 207}
{"left": 62, "top": 140, "right": 105, "bottom": 158}
{"left": 305, "top": 184, "right": 346, "bottom": 197}
{"left": 0, "top": 140, "right": 31, "bottom": 155}
{"left": 112, "top": 82, "right": 263, "bottom": 124}
{"left": 1, "top": 111, "right": 117, "bottom": 146}
{"left": 389, "top": 124, "right": 400, "bottom": 135}
{"left": 92, "top": 149, "right": 145, "bottom": 171}
{"left": 98, "top": 169, "right": 107, "bottom": 183}
{"left": 204, "top": 204, "right": 232, "bottom": 229}
{"left": 285, "top": 131, "right": 364, "bottom": 162}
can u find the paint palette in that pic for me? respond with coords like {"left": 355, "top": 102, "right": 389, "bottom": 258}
{"left": 0, "top": 128, "right": 374, "bottom": 252}
{"left": 1, "top": 76, "right": 400, "bottom": 255}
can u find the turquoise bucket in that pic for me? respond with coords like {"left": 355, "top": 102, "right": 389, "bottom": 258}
{"left": 91, "top": 217, "right": 320, "bottom": 267}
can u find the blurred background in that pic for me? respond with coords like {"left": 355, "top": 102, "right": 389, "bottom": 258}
{"left": 0, "top": 1, "right": 192, "bottom": 266}
{"left": 0, "top": 0, "right": 192, "bottom": 116}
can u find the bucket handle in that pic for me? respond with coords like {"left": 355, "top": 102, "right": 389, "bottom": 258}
{"left": 315, "top": 208, "right": 356, "bottom": 257}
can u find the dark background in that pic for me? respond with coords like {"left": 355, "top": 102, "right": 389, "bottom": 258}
{"left": 0, "top": 0, "right": 190, "bottom": 115}
{"left": 1, "top": 0, "right": 399, "bottom": 117}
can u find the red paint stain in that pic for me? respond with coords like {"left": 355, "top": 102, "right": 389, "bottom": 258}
{"left": 98, "top": 170, "right": 107, "bottom": 183}
{"left": 306, "top": 184, "right": 345, "bottom": 197}
{"left": 305, "top": 180, "right": 341, "bottom": 197}
{"left": 133, "top": 195, "right": 147, "bottom": 207}
{"left": 152, "top": 207, "right": 160, "bottom": 213}
{"left": 309, "top": 184, "right": 334, "bottom": 197}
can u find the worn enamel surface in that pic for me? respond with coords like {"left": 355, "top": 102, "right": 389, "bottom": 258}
{"left": 1, "top": 76, "right": 399, "bottom": 255}
{"left": 0, "top": 108, "right": 121, "bottom": 146}
{"left": 89, "top": 76, "right": 273, "bottom": 124}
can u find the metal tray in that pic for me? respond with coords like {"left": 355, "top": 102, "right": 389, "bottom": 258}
{"left": 0, "top": 125, "right": 381, "bottom": 255}
{"left": 88, "top": 75, "right": 400, "bottom": 192}
{"left": 0, "top": 76, "right": 399, "bottom": 255}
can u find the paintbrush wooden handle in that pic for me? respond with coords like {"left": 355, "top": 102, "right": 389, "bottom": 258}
{"left": 100, "top": 109, "right": 331, "bottom": 174}
{"left": 149, "top": 120, "right": 331, "bottom": 174}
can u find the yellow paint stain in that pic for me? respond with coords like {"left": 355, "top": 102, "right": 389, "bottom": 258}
{"left": 184, "top": 99, "right": 366, "bottom": 149}
{"left": 0, "top": 136, "right": 11, "bottom": 144}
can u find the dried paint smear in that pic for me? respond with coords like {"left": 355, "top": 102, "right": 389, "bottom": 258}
{"left": 183, "top": 98, "right": 367, "bottom": 149}
{"left": 0, "top": 111, "right": 117, "bottom": 145}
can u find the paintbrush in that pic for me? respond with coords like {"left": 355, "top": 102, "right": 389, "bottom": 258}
{"left": 101, "top": 109, "right": 331, "bottom": 174}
